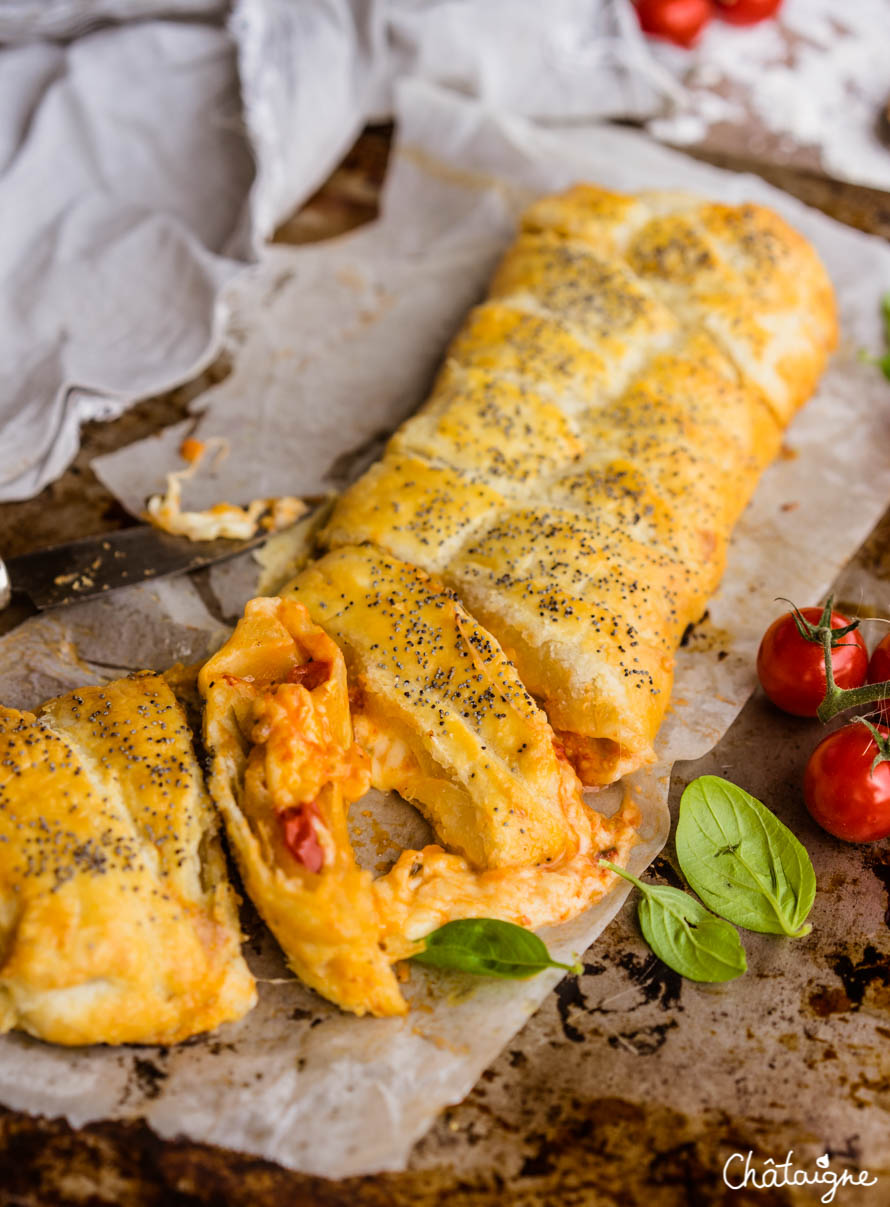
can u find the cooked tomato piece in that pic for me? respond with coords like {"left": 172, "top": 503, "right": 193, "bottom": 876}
{"left": 286, "top": 660, "right": 331, "bottom": 691}
{"left": 280, "top": 802, "right": 324, "bottom": 872}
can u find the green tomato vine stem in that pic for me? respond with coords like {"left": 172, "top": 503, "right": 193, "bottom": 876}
{"left": 816, "top": 624, "right": 890, "bottom": 723}
{"left": 853, "top": 716, "right": 890, "bottom": 774}
{"left": 781, "top": 593, "right": 890, "bottom": 722}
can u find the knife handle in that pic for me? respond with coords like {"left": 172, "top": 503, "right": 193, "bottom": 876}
{"left": 0, "top": 558, "right": 9, "bottom": 610}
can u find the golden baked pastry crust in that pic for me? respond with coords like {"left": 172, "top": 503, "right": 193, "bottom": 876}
{"left": 391, "top": 363, "right": 585, "bottom": 486}
{"left": 319, "top": 184, "right": 836, "bottom": 784}
{"left": 189, "top": 184, "right": 835, "bottom": 1016}
{"left": 445, "top": 303, "right": 609, "bottom": 408}
{"left": 521, "top": 185, "right": 837, "bottom": 424}
{"left": 323, "top": 452, "right": 505, "bottom": 574}
{"left": 287, "top": 545, "right": 578, "bottom": 870}
{"left": 0, "top": 674, "right": 256, "bottom": 1046}
{"left": 201, "top": 584, "right": 638, "bottom": 1014}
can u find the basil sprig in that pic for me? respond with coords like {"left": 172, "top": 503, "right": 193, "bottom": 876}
{"left": 410, "top": 918, "right": 581, "bottom": 980}
{"left": 600, "top": 860, "right": 746, "bottom": 983}
{"left": 676, "top": 775, "right": 815, "bottom": 937}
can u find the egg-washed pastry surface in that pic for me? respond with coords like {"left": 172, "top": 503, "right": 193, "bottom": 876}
{"left": 322, "top": 184, "right": 837, "bottom": 784}
{"left": 200, "top": 592, "right": 638, "bottom": 1016}
{"left": 289, "top": 545, "right": 579, "bottom": 870}
{"left": 0, "top": 674, "right": 256, "bottom": 1046}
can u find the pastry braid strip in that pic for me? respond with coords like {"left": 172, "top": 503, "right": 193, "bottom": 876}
{"left": 319, "top": 185, "right": 837, "bottom": 784}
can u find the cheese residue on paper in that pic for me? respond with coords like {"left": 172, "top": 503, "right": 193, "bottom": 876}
{"left": 145, "top": 437, "right": 307, "bottom": 542}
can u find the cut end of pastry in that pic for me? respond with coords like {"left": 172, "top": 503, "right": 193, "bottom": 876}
{"left": 0, "top": 680, "right": 257, "bottom": 1047}
{"left": 287, "top": 546, "right": 581, "bottom": 870}
{"left": 200, "top": 596, "right": 408, "bottom": 1019}
{"left": 200, "top": 583, "right": 642, "bottom": 1018}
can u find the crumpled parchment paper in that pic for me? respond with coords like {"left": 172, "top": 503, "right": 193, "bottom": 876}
{"left": 1, "top": 83, "right": 890, "bottom": 1176}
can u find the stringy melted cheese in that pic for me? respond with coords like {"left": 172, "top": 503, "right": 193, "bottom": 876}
{"left": 351, "top": 711, "right": 639, "bottom": 960}
{"left": 146, "top": 437, "right": 306, "bottom": 541}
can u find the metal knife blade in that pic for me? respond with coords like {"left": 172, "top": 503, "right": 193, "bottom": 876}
{"left": 1, "top": 525, "right": 278, "bottom": 611}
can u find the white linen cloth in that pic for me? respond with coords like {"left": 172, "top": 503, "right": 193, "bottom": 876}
{"left": 0, "top": 13, "right": 252, "bottom": 499}
{"left": 0, "top": 0, "right": 668, "bottom": 502}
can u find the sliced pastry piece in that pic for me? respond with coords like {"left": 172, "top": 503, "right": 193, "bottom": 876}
{"left": 373, "top": 787, "right": 639, "bottom": 960}
{"left": 202, "top": 585, "right": 639, "bottom": 1013}
{"left": 285, "top": 544, "right": 580, "bottom": 870}
{"left": 201, "top": 585, "right": 639, "bottom": 1016}
{"left": 199, "top": 596, "right": 406, "bottom": 1017}
{"left": 0, "top": 674, "right": 256, "bottom": 1046}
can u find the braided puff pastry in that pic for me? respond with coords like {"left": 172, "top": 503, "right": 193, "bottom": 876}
{"left": 322, "top": 185, "right": 837, "bottom": 784}
{"left": 0, "top": 674, "right": 256, "bottom": 1046}
{"left": 201, "top": 588, "right": 637, "bottom": 1015}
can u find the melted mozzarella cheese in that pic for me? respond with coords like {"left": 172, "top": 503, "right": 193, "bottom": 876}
{"left": 373, "top": 793, "right": 638, "bottom": 956}
{"left": 146, "top": 437, "right": 306, "bottom": 542}
{"left": 353, "top": 710, "right": 638, "bottom": 959}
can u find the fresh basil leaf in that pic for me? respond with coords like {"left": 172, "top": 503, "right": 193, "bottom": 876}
{"left": 410, "top": 918, "right": 581, "bottom": 980}
{"left": 676, "top": 775, "right": 816, "bottom": 938}
{"left": 601, "top": 860, "right": 746, "bottom": 983}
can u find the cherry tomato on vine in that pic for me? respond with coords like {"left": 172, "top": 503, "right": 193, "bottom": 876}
{"left": 803, "top": 721, "right": 890, "bottom": 843}
{"left": 756, "top": 605, "right": 868, "bottom": 717}
{"left": 635, "top": 0, "right": 712, "bottom": 47}
{"left": 713, "top": 0, "right": 783, "bottom": 25}
{"left": 867, "top": 632, "right": 890, "bottom": 722}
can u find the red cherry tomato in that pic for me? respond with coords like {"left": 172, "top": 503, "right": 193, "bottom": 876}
{"left": 635, "top": 0, "right": 712, "bottom": 47}
{"left": 756, "top": 607, "right": 868, "bottom": 717}
{"left": 803, "top": 722, "right": 890, "bottom": 843}
{"left": 867, "top": 632, "right": 890, "bottom": 722}
{"left": 713, "top": 0, "right": 783, "bottom": 24}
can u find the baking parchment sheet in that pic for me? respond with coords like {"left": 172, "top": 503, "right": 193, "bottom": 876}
{"left": 2, "top": 83, "right": 890, "bottom": 1176}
